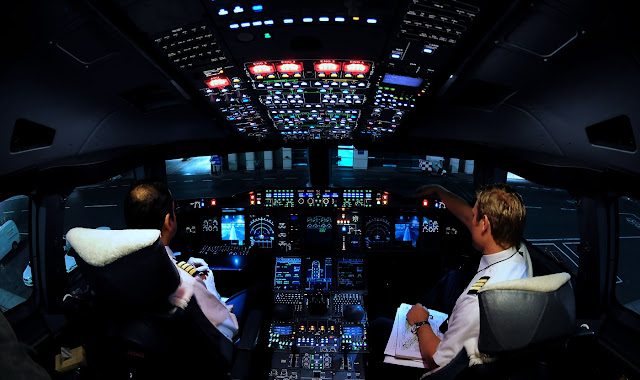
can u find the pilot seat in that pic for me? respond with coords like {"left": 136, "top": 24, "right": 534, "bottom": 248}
{"left": 65, "top": 227, "right": 262, "bottom": 380}
{"left": 424, "top": 272, "right": 581, "bottom": 380}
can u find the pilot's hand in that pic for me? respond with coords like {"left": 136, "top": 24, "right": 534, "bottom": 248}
{"left": 407, "top": 303, "right": 430, "bottom": 325}
{"left": 413, "top": 185, "right": 442, "bottom": 198}
{"left": 187, "top": 257, "right": 209, "bottom": 272}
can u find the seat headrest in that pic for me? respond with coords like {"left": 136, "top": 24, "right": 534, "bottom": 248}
{"left": 67, "top": 228, "right": 180, "bottom": 311}
{"left": 67, "top": 228, "right": 161, "bottom": 266}
{"left": 477, "top": 273, "right": 576, "bottom": 354}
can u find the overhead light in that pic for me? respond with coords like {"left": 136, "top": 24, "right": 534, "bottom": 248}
{"left": 253, "top": 20, "right": 262, "bottom": 26}
{"left": 252, "top": 4, "right": 263, "bottom": 12}
{"left": 240, "top": 22, "right": 250, "bottom": 27}
{"left": 229, "top": 23, "right": 240, "bottom": 29}
{"left": 319, "top": 17, "right": 329, "bottom": 22}
{"left": 218, "top": 9, "right": 229, "bottom": 16}
{"left": 233, "top": 6, "right": 244, "bottom": 13}
{"left": 366, "top": 18, "right": 377, "bottom": 24}
{"left": 283, "top": 18, "right": 294, "bottom": 24}
{"left": 248, "top": 63, "right": 276, "bottom": 75}
{"left": 343, "top": 62, "right": 370, "bottom": 74}
{"left": 314, "top": 61, "right": 341, "bottom": 73}
{"left": 303, "top": 17, "right": 313, "bottom": 23}
{"left": 264, "top": 19, "right": 274, "bottom": 25}
{"left": 206, "top": 76, "right": 230, "bottom": 89}
{"left": 335, "top": 17, "right": 345, "bottom": 22}
{"left": 391, "top": 53, "right": 401, "bottom": 59}
{"left": 423, "top": 47, "right": 434, "bottom": 54}
{"left": 277, "top": 62, "right": 303, "bottom": 73}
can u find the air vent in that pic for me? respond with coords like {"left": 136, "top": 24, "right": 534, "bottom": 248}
{"left": 453, "top": 80, "right": 515, "bottom": 110}
{"left": 10, "top": 119, "right": 56, "bottom": 153}
{"left": 119, "top": 84, "right": 185, "bottom": 112}
{"left": 586, "top": 115, "right": 636, "bottom": 152}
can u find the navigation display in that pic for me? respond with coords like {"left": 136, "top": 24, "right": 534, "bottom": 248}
{"left": 221, "top": 212, "right": 245, "bottom": 245}
{"left": 305, "top": 257, "right": 333, "bottom": 291}
{"left": 395, "top": 215, "right": 420, "bottom": 247}
{"left": 274, "top": 257, "right": 302, "bottom": 290}
{"left": 249, "top": 214, "right": 275, "bottom": 248}
{"left": 337, "top": 258, "right": 365, "bottom": 290}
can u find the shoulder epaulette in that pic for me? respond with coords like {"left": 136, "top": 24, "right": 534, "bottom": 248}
{"left": 468, "top": 276, "right": 490, "bottom": 294}
{"left": 177, "top": 261, "right": 198, "bottom": 277}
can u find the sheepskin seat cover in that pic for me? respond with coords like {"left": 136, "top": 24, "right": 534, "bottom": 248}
{"left": 67, "top": 227, "right": 180, "bottom": 311}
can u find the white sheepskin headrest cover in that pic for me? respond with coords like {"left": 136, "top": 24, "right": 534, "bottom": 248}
{"left": 66, "top": 227, "right": 161, "bottom": 267}
{"left": 480, "top": 272, "right": 571, "bottom": 293}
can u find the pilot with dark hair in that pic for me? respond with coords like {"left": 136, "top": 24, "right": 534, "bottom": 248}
{"left": 407, "top": 183, "right": 532, "bottom": 372}
{"left": 124, "top": 180, "right": 239, "bottom": 340}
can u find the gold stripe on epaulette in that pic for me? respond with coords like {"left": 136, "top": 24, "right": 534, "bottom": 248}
{"left": 468, "top": 276, "right": 490, "bottom": 294}
{"left": 177, "top": 261, "right": 198, "bottom": 277}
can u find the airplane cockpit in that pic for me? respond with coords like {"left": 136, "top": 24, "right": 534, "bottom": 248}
{"left": 1, "top": 0, "right": 640, "bottom": 379}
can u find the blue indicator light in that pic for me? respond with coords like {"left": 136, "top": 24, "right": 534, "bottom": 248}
{"left": 229, "top": 23, "right": 240, "bottom": 29}
{"left": 218, "top": 8, "right": 229, "bottom": 15}
{"left": 335, "top": 17, "right": 345, "bottom": 22}
{"left": 303, "top": 17, "right": 313, "bottom": 23}
{"left": 391, "top": 53, "right": 401, "bottom": 59}
{"left": 252, "top": 5, "right": 263, "bottom": 12}
{"left": 423, "top": 47, "right": 433, "bottom": 54}
{"left": 342, "top": 226, "right": 347, "bottom": 232}
{"left": 264, "top": 33, "right": 271, "bottom": 39}
{"left": 234, "top": 257, "right": 240, "bottom": 266}
{"left": 366, "top": 18, "right": 377, "bottom": 24}
{"left": 233, "top": 6, "right": 244, "bottom": 13}
{"left": 319, "top": 17, "right": 329, "bottom": 22}
{"left": 264, "top": 19, "right": 274, "bottom": 25}
{"left": 201, "top": 202, "right": 205, "bottom": 207}
{"left": 283, "top": 18, "right": 294, "bottom": 24}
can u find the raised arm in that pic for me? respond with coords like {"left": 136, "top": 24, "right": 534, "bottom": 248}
{"left": 414, "top": 185, "right": 475, "bottom": 231}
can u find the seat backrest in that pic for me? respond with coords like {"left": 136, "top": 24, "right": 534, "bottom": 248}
{"left": 66, "top": 228, "right": 233, "bottom": 378}
{"left": 477, "top": 272, "right": 576, "bottom": 354}
{"left": 67, "top": 228, "right": 179, "bottom": 311}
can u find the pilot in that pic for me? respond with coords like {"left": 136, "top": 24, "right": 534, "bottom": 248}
{"left": 407, "top": 183, "right": 532, "bottom": 372}
{"left": 124, "top": 180, "right": 239, "bottom": 340}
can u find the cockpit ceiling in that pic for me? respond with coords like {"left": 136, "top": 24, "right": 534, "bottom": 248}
{"left": 100, "top": 0, "right": 509, "bottom": 141}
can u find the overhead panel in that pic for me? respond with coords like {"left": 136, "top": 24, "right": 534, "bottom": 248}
{"left": 107, "top": 0, "right": 511, "bottom": 142}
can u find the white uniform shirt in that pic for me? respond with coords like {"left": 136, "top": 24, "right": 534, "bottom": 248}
{"left": 431, "top": 245, "right": 532, "bottom": 368}
{"left": 165, "top": 246, "right": 239, "bottom": 341}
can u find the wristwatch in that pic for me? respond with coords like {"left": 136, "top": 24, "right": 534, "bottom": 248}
{"left": 411, "top": 320, "right": 430, "bottom": 334}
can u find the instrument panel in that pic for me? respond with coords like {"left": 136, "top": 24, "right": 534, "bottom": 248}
{"left": 173, "top": 187, "right": 448, "bottom": 260}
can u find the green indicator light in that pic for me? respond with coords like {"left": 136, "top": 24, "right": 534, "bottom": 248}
{"left": 264, "top": 33, "right": 272, "bottom": 39}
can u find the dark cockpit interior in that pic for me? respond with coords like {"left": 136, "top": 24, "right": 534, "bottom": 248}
{"left": 2, "top": 0, "right": 640, "bottom": 379}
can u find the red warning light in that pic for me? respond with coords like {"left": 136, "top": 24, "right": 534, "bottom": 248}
{"left": 210, "top": 199, "right": 217, "bottom": 206}
{"left": 314, "top": 61, "right": 341, "bottom": 73}
{"left": 206, "top": 76, "right": 230, "bottom": 89}
{"left": 277, "top": 62, "right": 303, "bottom": 73}
{"left": 423, "top": 199, "right": 429, "bottom": 207}
{"left": 343, "top": 62, "right": 370, "bottom": 74}
{"left": 248, "top": 63, "right": 276, "bottom": 75}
